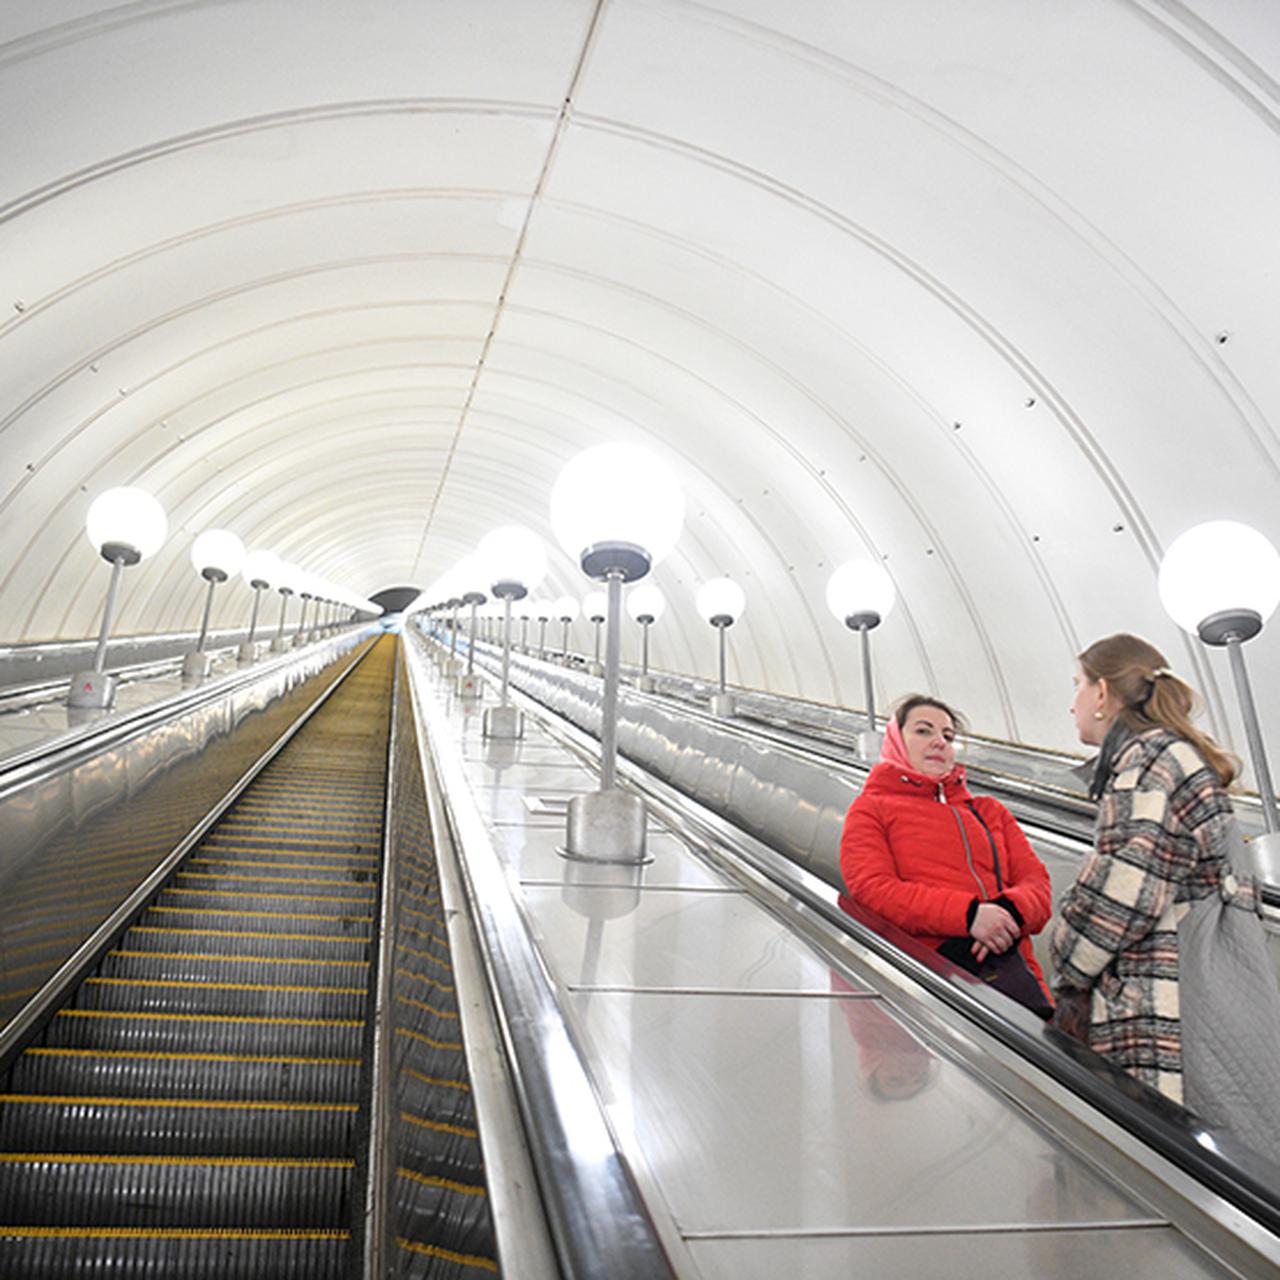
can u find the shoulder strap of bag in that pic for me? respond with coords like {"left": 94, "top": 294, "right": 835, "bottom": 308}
{"left": 963, "top": 801, "right": 1004, "bottom": 894}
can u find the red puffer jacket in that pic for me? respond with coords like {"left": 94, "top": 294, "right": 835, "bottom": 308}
{"left": 840, "top": 763, "right": 1054, "bottom": 995}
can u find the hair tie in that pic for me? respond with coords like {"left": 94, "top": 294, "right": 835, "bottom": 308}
{"left": 1150, "top": 667, "right": 1173, "bottom": 680}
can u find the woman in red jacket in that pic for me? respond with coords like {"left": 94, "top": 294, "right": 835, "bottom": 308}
{"left": 840, "top": 695, "right": 1054, "bottom": 1013}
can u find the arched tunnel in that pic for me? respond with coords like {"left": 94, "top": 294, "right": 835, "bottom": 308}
{"left": 0, "top": 4, "right": 1278, "bottom": 1278}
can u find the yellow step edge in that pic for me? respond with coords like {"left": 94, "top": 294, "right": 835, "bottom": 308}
{"left": 0, "top": 1094, "right": 358, "bottom": 1112}
{"left": 129, "top": 927, "right": 368, "bottom": 944}
{"left": 394, "top": 1028, "right": 464, "bottom": 1053}
{"left": 56, "top": 1009, "right": 362, "bottom": 1028}
{"left": 149, "top": 907, "right": 372, "bottom": 923}
{"left": 0, "top": 1227, "right": 349, "bottom": 1241}
{"left": 395, "top": 1166, "right": 486, "bottom": 1197}
{"left": 24, "top": 1048, "right": 359, "bottom": 1065}
{"left": 399, "top": 1111, "right": 476, "bottom": 1139}
{"left": 109, "top": 950, "right": 368, "bottom": 968}
{"left": 0, "top": 1153, "right": 353, "bottom": 1168}
{"left": 395, "top": 1237, "right": 497, "bottom": 1272}
{"left": 402, "top": 1067, "right": 469, "bottom": 1094}
{"left": 85, "top": 977, "right": 366, "bottom": 995}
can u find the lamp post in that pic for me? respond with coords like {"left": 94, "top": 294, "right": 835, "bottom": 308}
{"left": 696, "top": 578, "right": 746, "bottom": 717}
{"left": 68, "top": 487, "right": 168, "bottom": 709}
{"left": 237, "top": 549, "right": 278, "bottom": 664}
{"left": 626, "top": 583, "right": 666, "bottom": 693}
{"left": 826, "top": 559, "right": 897, "bottom": 759}
{"left": 554, "top": 595, "right": 579, "bottom": 663}
{"left": 550, "top": 442, "right": 684, "bottom": 863}
{"left": 1159, "top": 520, "right": 1280, "bottom": 883}
{"left": 536, "top": 604, "right": 551, "bottom": 660}
{"left": 583, "top": 589, "right": 608, "bottom": 677}
{"left": 183, "top": 529, "right": 245, "bottom": 680}
{"left": 457, "top": 589, "right": 487, "bottom": 700}
{"left": 293, "top": 579, "right": 314, "bottom": 648}
{"left": 515, "top": 598, "right": 535, "bottom": 653}
{"left": 446, "top": 596, "right": 462, "bottom": 671}
{"left": 270, "top": 562, "right": 298, "bottom": 653}
{"left": 477, "top": 525, "right": 547, "bottom": 740}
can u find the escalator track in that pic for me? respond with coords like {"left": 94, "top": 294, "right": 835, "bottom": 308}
{"left": 0, "top": 638, "right": 396, "bottom": 1277}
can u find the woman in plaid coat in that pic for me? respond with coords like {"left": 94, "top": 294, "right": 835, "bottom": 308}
{"left": 1051, "top": 633, "right": 1242, "bottom": 1104}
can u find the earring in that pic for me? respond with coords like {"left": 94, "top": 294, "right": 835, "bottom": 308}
{"left": 1093, "top": 710, "right": 1105, "bottom": 720}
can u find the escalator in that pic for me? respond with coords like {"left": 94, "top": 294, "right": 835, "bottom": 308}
{"left": 0, "top": 636, "right": 497, "bottom": 1278}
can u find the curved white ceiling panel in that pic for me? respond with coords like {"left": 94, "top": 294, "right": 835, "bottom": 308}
{"left": 1, "top": 0, "right": 1278, "bottom": 769}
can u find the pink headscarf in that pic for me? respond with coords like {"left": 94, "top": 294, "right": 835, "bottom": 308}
{"left": 878, "top": 710, "right": 969, "bottom": 792}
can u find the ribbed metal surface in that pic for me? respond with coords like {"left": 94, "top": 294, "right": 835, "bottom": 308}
{"left": 0, "top": 638, "right": 397, "bottom": 1278}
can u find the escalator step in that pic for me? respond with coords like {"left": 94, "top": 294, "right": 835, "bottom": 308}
{"left": 98, "top": 949, "right": 369, "bottom": 984}
{"left": 0, "top": 1154, "right": 351, "bottom": 1226}
{"left": 0, "top": 1226, "right": 348, "bottom": 1280}
{"left": 9, "top": 1048, "right": 360, "bottom": 1102}
{"left": 122, "top": 926, "right": 369, "bottom": 958}
{"left": 43, "top": 1008, "right": 364, "bottom": 1057}
{"left": 0, "top": 1094, "right": 356, "bottom": 1156}
{"left": 73, "top": 976, "right": 368, "bottom": 1020}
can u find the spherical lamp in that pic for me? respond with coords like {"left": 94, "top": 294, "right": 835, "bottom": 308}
{"left": 1159, "top": 521, "right": 1280, "bottom": 851}
{"left": 550, "top": 444, "right": 684, "bottom": 582}
{"left": 69, "top": 487, "right": 169, "bottom": 709}
{"left": 826, "top": 559, "right": 897, "bottom": 756}
{"left": 183, "top": 528, "right": 246, "bottom": 680}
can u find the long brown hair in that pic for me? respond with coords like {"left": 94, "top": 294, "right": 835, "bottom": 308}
{"left": 1078, "top": 633, "right": 1238, "bottom": 786}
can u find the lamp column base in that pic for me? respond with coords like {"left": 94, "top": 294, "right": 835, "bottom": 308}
{"left": 709, "top": 692, "right": 736, "bottom": 718}
{"left": 236, "top": 642, "right": 257, "bottom": 664}
{"left": 857, "top": 729, "right": 883, "bottom": 761}
{"left": 636, "top": 675, "right": 655, "bottom": 693}
{"left": 562, "top": 790, "right": 650, "bottom": 865}
{"left": 483, "top": 705, "right": 524, "bottom": 740}
{"left": 67, "top": 671, "right": 117, "bottom": 710}
{"left": 182, "top": 651, "right": 212, "bottom": 681}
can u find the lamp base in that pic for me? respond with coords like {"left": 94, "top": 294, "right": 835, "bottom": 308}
{"left": 858, "top": 729, "right": 883, "bottom": 761}
{"left": 483, "top": 705, "right": 524, "bottom": 740}
{"left": 270, "top": 636, "right": 290, "bottom": 654}
{"left": 587, "top": 661, "right": 604, "bottom": 678}
{"left": 710, "top": 692, "right": 736, "bottom": 718}
{"left": 1245, "top": 830, "right": 1280, "bottom": 889}
{"left": 236, "top": 642, "right": 258, "bottom": 664}
{"left": 67, "top": 671, "right": 117, "bottom": 710}
{"left": 182, "top": 651, "right": 212, "bottom": 681}
{"left": 561, "top": 789, "right": 651, "bottom": 865}
{"left": 636, "top": 674, "right": 656, "bottom": 693}
{"left": 1198, "top": 609, "right": 1263, "bottom": 646}
{"left": 456, "top": 672, "right": 483, "bottom": 700}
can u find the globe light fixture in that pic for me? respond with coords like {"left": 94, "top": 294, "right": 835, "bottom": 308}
{"left": 476, "top": 525, "right": 547, "bottom": 740}
{"left": 69, "top": 487, "right": 169, "bottom": 709}
{"left": 238, "top": 548, "right": 278, "bottom": 663}
{"left": 270, "top": 561, "right": 299, "bottom": 654}
{"left": 1159, "top": 521, "right": 1280, "bottom": 880}
{"left": 182, "top": 528, "right": 246, "bottom": 680}
{"left": 826, "top": 559, "right": 897, "bottom": 758}
{"left": 627, "top": 583, "right": 666, "bottom": 693}
{"left": 553, "top": 595, "right": 580, "bottom": 663}
{"left": 549, "top": 443, "right": 685, "bottom": 864}
{"left": 583, "top": 589, "right": 608, "bottom": 676}
{"left": 696, "top": 578, "right": 746, "bottom": 717}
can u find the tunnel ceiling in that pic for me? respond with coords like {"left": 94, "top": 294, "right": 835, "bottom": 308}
{"left": 2, "top": 1, "right": 1278, "bottom": 759}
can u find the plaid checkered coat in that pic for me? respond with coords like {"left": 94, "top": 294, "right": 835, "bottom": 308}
{"left": 1050, "top": 726, "right": 1235, "bottom": 1103}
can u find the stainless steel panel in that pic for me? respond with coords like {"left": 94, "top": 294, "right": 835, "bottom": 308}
{"left": 527, "top": 888, "right": 869, "bottom": 993}
{"left": 684, "top": 1226, "right": 1229, "bottom": 1280}
{"left": 492, "top": 825, "right": 729, "bottom": 888}
{"left": 569, "top": 990, "right": 1157, "bottom": 1234}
